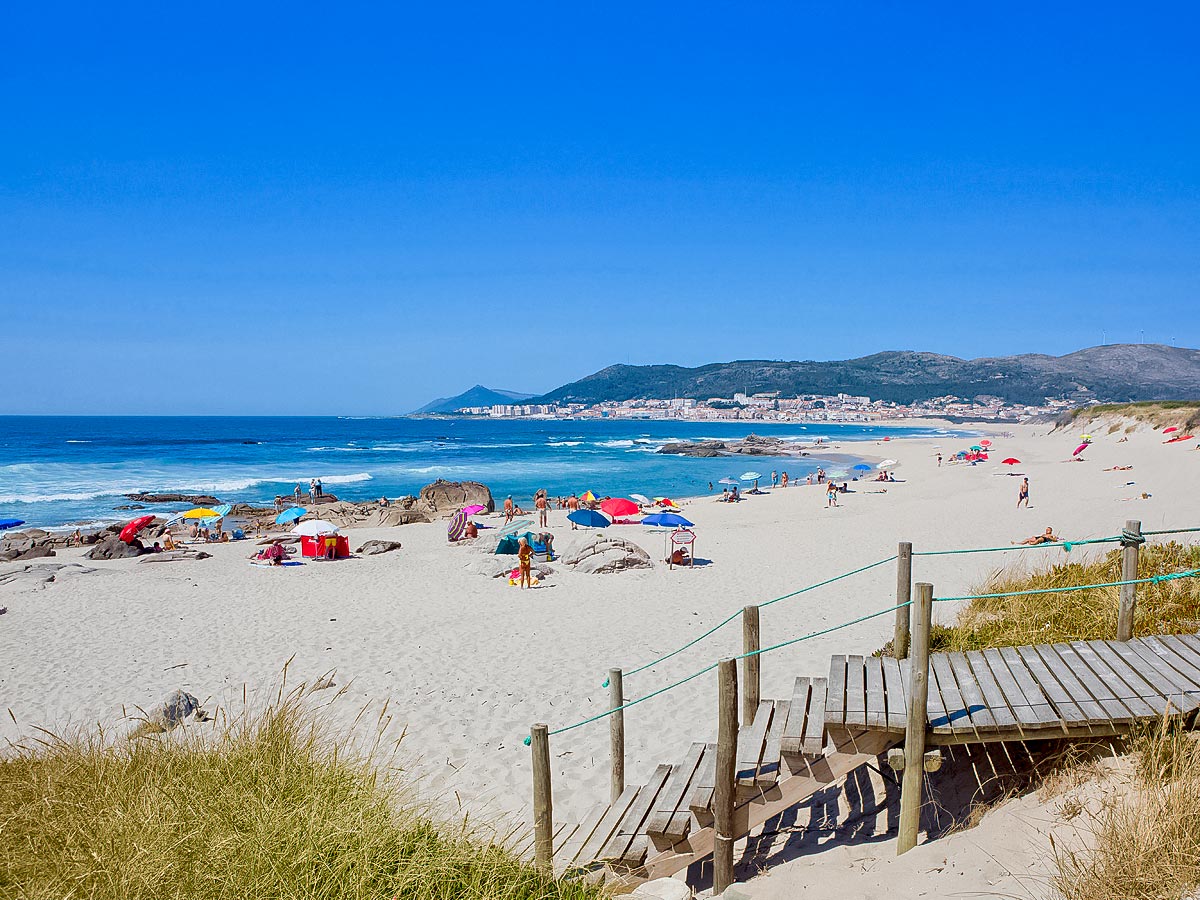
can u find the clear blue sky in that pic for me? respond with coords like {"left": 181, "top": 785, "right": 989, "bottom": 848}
{"left": 2, "top": 3, "right": 1197, "bottom": 414}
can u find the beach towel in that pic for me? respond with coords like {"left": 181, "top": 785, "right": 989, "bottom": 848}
{"left": 250, "top": 560, "right": 303, "bottom": 568}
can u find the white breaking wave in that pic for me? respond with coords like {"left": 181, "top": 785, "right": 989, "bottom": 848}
{"left": 65, "top": 440, "right": 92, "bottom": 443}
{"left": 547, "top": 441, "right": 583, "bottom": 447}
{"left": 596, "top": 440, "right": 636, "bottom": 448}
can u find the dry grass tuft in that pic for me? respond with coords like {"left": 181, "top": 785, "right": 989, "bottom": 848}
{"left": 1053, "top": 719, "right": 1200, "bottom": 900}
{"left": 940, "top": 542, "right": 1200, "bottom": 652}
{"left": 0, "top": 690, "right": 601, "bottom": 900}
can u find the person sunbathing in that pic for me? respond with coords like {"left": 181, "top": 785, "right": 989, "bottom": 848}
{"left": 1015, "top": 527, "right": 1060, "bottom": 546}
{"left": 1104, "top": 465, "right": 1133, "bottom": 471}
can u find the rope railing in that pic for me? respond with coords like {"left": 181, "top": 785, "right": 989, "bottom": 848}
{"left": 932, "top": 567, "right": 1200, "bottom": 603}
{"left": 608, "top": 524, "right": 1200, "bottom": 687}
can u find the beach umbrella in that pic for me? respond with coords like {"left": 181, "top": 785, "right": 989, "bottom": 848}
{"left": 718, "top": 477, "right": 739, "bottom": 486}
{"left": 496, "top": 518, "right": 534, "bottom": 538}
{"left": 182, "top": 507, "right": 219, "bottom": 519}
{"left": 970, "top": 445, "right": 983, "bottom": 451}
{"left": 852, "top": 463, "right": 872, "bottom": 472}
{"left": 200, "top": 503, "right": 233, "bottom": 525}
{"left": 0, "top": 519, "right": 25, "bottom": 531}
{"left": 979, "top": 439, "right": 992, "bottom": 447}
{"left": 292, "top": 519, "right": 338, "bottom": 536}
{"left": 119, "top": 515, "right": 156, "bottom": 544}
{"left": 461, "top": 504, "right": 487, "bottom": 516}
{"left": 600, "top": 498, "right": 639, "bottom": 517}
{"left": 579, "top": 490, "right": 597, "bottom": 503}
{"left": 740, "top": 471, "right": 762, "bottom": 481}
{"left": 275, "top": 506, "right": 306, "bottom": 525}
{"left": 878, "top": 459, "right": 898, "bottom": 469}
{"left": 642, "top": 512, "right": 694, "bottom": 528}
{"left": 568, "top": 509, "right": 610, "bottom": 529}
{"left": 630, "top": 493, "right": 652, "bottom": 505}
{"left": 1073, "top": 443, "right": 1090, "bottom": 456}
{"left": 1082, "top": 434, "right": 1093, "bottom": 442}
{"left": 1164, "top": 426, "right": 1179, "bottom": 433}
{"left": 654, "top": 497, "right": 679, "bottom": 507}
{"left": 1001, "top": 457, "right": 1021, "bottom": 465}
{"left": 447, "top": 509, "right": 467, "bottom": 541}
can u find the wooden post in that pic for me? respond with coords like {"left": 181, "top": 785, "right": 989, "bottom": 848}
{"left": 1117, "top": 519, "right": 1142, "bottom": 641}
{"left": 894, "top": 541, "right": 913, "bottom": 658}
{"left": 714, "top": 658, "right": 739, "bottom": 894}
{"left": 742, "top": 605, "right": 761, "bottom": 722}
{"left": 608, "top": 667, "right": 625, "bottom": 803}
{"left": 530, "top": 723, "right": 554, "bottom": 871}
{"left": 897, "top": 582, "right": 933, "bottom": 855}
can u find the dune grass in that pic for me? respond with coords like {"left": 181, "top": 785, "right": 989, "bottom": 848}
{"left": 933, "top": 541, "right": 1200, "bottom": 653}
{"left": 1052, "top": 718, "right": 1200, "bottom": 900}
{"left": 0, "top": 693, "right": 602, "bottom": 900}
{"left": 1066, "top": 401, "right": 1200, "bottom": 431}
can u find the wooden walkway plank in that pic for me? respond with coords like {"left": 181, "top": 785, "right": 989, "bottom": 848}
{"left": 1088, "top": 640, "right": 1186, "bottom": 715}
{"left": 575, "top": 784, "right": 640, "bottom": 867}
{"left": 1157, "top": 634, "right": 1200, "bottom": 674}
{"left": 556, "top": 801, "right": 611, "bottom": 869}
{"left": 1138, "top": 636, "right": 1200, "bottom": 692}
{"left": 928, "top": 653, "right": 970, "bottom": 734}
{"left": 881, "top": 656, "right": 907, "bottom": 730}
{"left": 964, "top": 650, "right": 1019, "bottom": 729}
{"left": 803, "top": 676, "right": 828, "bottom": 755}
{"left": 759, "top": 699, "right": 790, "bottom": 786}
{"left": 825, "top": 656, "right": 847, "bottom": 729}
{"left": 1033, "top": 644, "right": 1110, "bottom": 724}
{"left": 1175, "top": 633, "right": 1200, "bottom": 658}
{"left": 686, "top": 744, "right": 718, "bottom": 822}
{"left": 1053, "top": 642, "right": 1137, "bottom": 723}
{"left": 864, "top": 655, "right": 887, "bottom": 728}
{"left": 1106, "top": 640, "right": 1200, "bottom": 714}
{"left": 845, "top": 655, "right": 867, "bottom": 726}
{"left": 644, "top": 743, "right": 704, "bottom": 840}
{"left": 998, "top": 646, "right": 1062, "bottom": 728}
{"left": 977, "top": 648, "right": 1034, "bottom": 730}
{"left": 945, "top": 651, "right": 997, "bottom": 731}
{"left": 1068, "top": 640, "right": 1160, "bottom": 719}
{"left": 920, "top": 653, "right": 954, "bottom": 730}
{"left": 1014, "top": 644, "right": 1086, "bottom": 725}
{"left": 780, "top": 677, "right": 812, "bottom": 756}
{"left": 603, "top": 764, "right": 672, "bottom": 864}
{"left": 1121, "top": 640, "right": 1200, "bottom": 705}
{"left": 737, "top": 700, "right": 774, "bottom": 783}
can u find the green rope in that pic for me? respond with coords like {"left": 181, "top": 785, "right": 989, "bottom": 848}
{"left": 915, "top": 535, "right": 1122, "bottom": 557}
{"left": 530, "top": 599, "right": 911, "bottom": 745}
{"left": 933, "top": 568, "right": 1200, "bottom": 603}
{"left": 611, "top": 554, "right": 897, "bottom": 684}
{"left": 1142, "top": 526, "right": 1200, "bottom": 537}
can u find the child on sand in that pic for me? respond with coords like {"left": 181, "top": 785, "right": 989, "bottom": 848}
{"left": 518, "top": 537, "right": 533, "bottom": 589}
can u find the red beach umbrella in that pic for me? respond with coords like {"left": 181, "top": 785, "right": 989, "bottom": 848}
{"left": 600, "top": 498, "right": 639, "bottom": 518}
{"left": 119, "top": 515, "right": 156, "bottom": 544}
{"left": 980, "top": 439, "right": 992, "bottom": 447}
{"left": 1001, "top": 457, "right": 1021, "bottom": 465}
{"left": 1073, "top": 443, "right": 1090, "bottom": 456}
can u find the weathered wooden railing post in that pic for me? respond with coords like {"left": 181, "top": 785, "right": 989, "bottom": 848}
{"left": 897, "top": 582, "right": 933, "bottom": 855}
{"left": 608, "top": 667, "right": 625, "bottom": 802}
{"left": 1117, "top": 520, "right": 1142, "bottom": 641}
{"left": 714, "top": 657, "right": 739, "bottom": 894}
{"left": 742, "top": 605, "right": 761, "bottom": 721}
{"left": 530, "top": 723, "right": 554, "bottom": 871}
{"left": 894, "top": 541, "right": 913, "bottom": 658}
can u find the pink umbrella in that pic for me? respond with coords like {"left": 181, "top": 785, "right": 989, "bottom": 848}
{"left": 461, "top": 504, "right": 487, "bottom": 516}
{"left": 1073, "top": 443, "right": 1089, "bottom": 456}
{"left": 1164, "top": 426, "right": 1179, "bottom": 433}
{"left": 600, "top": 498, "right": 639, "bottom": 518}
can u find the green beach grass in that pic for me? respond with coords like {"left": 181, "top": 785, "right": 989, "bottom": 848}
{"left": 0, "top": 690, "right": 603, "bottom": 900}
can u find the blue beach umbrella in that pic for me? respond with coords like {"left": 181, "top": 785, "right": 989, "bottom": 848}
{"left": 642, "top": 513, "right": 694, "bottom": 528}
{"left": 567, "top": 509, "right": 611, "bottom": 529}
{"left": 852, "top": 463, "right": 872, "bottom": 472}
{"left": 0, "top": 519, "right": 25, "bottom": 531}
{"left": 276, "top": 506, "right": 307, "bottom": 525}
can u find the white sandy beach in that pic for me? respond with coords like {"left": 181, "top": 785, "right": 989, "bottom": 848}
{"left": 2, "top": 419, "right": 1197, "bottom": 893}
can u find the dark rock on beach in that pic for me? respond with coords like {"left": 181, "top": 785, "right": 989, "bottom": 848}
{"left": 85, "top": 537, "right": 144, "bottom": 560}
{"left": 419, "top": 480, "right": 495, "bottom": 515}
{"left": 657, "top": 440, "right": 728, "bottom": 457}
{"left": 125, "top": 493, "right": 221, "bottom": 505}
{"left": 657, "top": 433, "right": 800, "bottom": 458}
{"left": 356, "top": 540, "right": 403, "bottom": 555}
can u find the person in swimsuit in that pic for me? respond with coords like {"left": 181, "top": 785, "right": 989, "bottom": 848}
{"left": 503, "top": 496, "right": 515, "bottom": 523}
{"left": 1017, "top": 477, "right": 1030, "bottom": 509}
{"left": 535, "top": 492, "right": 548, "bottom": 527}
{"left": 1016, "top": 526, "right": 1059, "bottom": 545}
{"left": 826, "top": 481, "right": 838, "bottom": 507}
{"left": 567, "top": 494, "right": 580, "bottom": 528}
{"left": 517, "top": 537, "right": 533, "bottom": 589}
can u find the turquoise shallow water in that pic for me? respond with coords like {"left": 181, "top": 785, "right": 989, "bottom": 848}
{"left": 0, "top": 417, "right": 973, "bottom": 528}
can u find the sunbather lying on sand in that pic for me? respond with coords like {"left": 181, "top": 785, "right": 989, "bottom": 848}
{"left": 1014, "top": 526, "right": 1059, "bottom": 545}
{"left": 1104, "top": 465, "right": 1133, "bottom": 471}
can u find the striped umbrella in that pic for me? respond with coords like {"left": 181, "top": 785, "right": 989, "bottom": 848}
{"left": 447, "top": 509, "right": 467, "bottom": 542}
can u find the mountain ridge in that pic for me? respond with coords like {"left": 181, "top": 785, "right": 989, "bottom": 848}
{"left": 412, "top": 384, "right": 535, "bottom": 415}
{"left": 534, "top": 344, "right": 1200, "bottom": 407}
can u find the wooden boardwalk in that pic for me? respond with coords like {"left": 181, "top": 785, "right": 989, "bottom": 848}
{"left": 541, "top": 633, "right": 1200, "bottom": 884}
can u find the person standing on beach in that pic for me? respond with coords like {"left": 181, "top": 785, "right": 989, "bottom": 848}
{"left": 1017, "top": 477, "right": 1030, "bottom": 508}
{"left": 781, "top": 471, "right": 789, "bottom": 488}
{"left": 535, "top": 492, "right": 548, "bottom": 527}
{"left": 315, "top": 478, "right": 323, "bottom": 498}
{"left": 517, "top": 537, "right": 533, "bottom": 589}
{"left": 771, "top": 470, "right": 778, "bottom": 488}
{"left": 308, "top": 479, "right": 316, "bottom": 503}
{"left": 826, "top": 481, "right": 838, "bottom": 507}
{"left": 567, "top": 493, "right": 580, "bottom": 528}
{"left": 503, "top": 495, "right": 515, "bottom": 523}
{"left": 937, "top": 453, "right": 942, "bottom": 467}
{"left": 294, "top": 483, "right": 303, "bottom": 502}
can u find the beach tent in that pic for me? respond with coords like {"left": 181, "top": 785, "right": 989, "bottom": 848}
{"left": 495, "top": 531, "right": 537, "bottom": 555}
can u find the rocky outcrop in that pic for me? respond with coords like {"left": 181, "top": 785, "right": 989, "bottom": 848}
{"left": 0, "top": 543, "right": 56, "bottom": 562}
{"left": 657, "top": 433, "right": 798, "bottom": 458}
{"left": 85, "top": 537, "right": 144, "bottom": 560}
{"left": 124, "top": 493, "right": 221, "bottom": 505}
{"left": 419, "top": 480, "right": 495, "bottom": 515}
{"left": 129, "top": 690, "right": 211, "bottom": 738}
{"left": 0, "top": 562, "right": 105, "bottom": 590}
{"left": 735, "top": 433, "right": 792, "bottom": 454}
{"left": 657, "top": 440, "right": 728, "bottom": 458}
{"left": 562, "top": 535, "right": 653, "bottom": 574}
{"left": 355, "top": 540, "right": 403, "bottom": 555}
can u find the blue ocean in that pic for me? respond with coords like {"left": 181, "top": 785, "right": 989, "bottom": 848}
{"left": 0, "top": 417, "right": 971, "bottom": 529}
